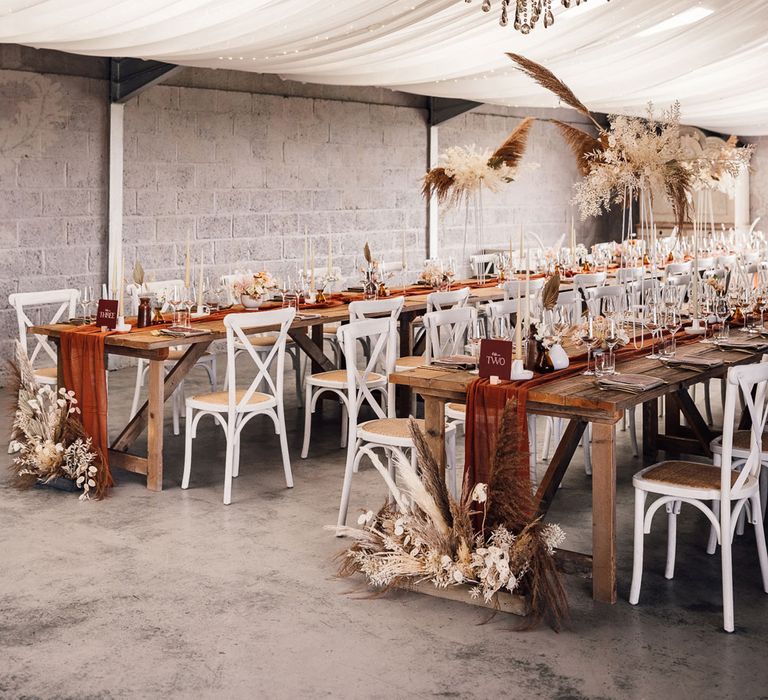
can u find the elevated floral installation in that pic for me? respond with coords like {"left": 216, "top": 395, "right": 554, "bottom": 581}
{"left": 9, "top": 343, "right": 107, "bottom": 500}
{"left": 422, "top": 117, "right": 534, "bottom": 208}
{"left": 507, "top": 53, "right": 691, "bottom": 231}
{"left": 333, "top": 414, "right": 568, "bottom": 629}
{"left": 685, "top": 134, "right": 754, "bottom": 195}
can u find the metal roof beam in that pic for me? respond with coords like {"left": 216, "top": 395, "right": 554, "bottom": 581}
{"left": 428, "top": 96, "right": 483, "bottom": 126}
{"left": 110, "top": 57, "right": 182, "bottom": 103}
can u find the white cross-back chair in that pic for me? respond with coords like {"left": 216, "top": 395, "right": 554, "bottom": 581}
{"left": 181, "top": 308, "right": 296, "bottom": 505}
{"left": 629, "top": 362, "right": 768, "bottom": 632}
{"left": 335, "top": 315, "right": 457, "bottom": 526}
{"left": 664, "top": 261, "right": 692, "bottom": 278}
{"left": 586, "top": 284, "right": 627, "bottom": 317}
{"left": 128, "top": 280, "right": 217, "bottom": 436}
{"left": 301, "top": 299, "right": 404, "bottom": 459}
{"left": 573, "top": 272, "right": 607, "bottom": 306}
{"left": 8, "top": 289, "right": 79, "bottom": 385}
{"left": 615, "top": 267, "right": 645, "bottom": 285}
{"left": 469, "top": 253, "right": 498, "bottom": 279}
{"left": 502, "top": 278, "right": 546, "bottom": 302}
{"left": 395, "top": 287, "right": 470, "bottom": 373}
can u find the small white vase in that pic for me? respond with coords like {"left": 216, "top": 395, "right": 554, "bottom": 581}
{"left": 549, "top": 344, "right": 569, "bottom": 370}
{"left": 240, "top": 294, "right": 265, "bottom": 309}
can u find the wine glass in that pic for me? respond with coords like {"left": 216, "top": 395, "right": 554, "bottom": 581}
{"left": 665, "top": 307, "right": 682, "bottom": 356}
{"left": 603, "top": 317, "right": 620, "bottom": 374}
{"left": 467, "top": 317, "right": 486, "bottom": 359}
{"left": 642, "top": 301, "right": 662, "bottom": 359}
{"left": 714, "top": 295, "right": 731, "bottom": 341}
{"left": 80, "top": 285, "right": 93, "bottom": 322}
{"left": 579, "top": 316, "right": 600, "bottom": 376}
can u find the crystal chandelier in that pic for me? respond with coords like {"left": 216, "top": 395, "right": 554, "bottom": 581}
{"left": 466, "top": 0, "right": 609, "bottom": 33}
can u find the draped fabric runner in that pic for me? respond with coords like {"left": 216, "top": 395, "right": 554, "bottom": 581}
{"left": 59, "top": 325, "right": 116, "bottom": 486}
{"left": 464, "top": 333, "right": 701, "bottom": 496}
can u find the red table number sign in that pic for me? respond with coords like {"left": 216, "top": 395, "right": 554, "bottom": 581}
{"left": 479, "top": 339, "right": 514, "bottom": 380}
{"left": 96, "top": 299, "right": 119, "bottom": 330}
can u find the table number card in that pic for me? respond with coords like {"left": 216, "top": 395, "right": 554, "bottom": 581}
{"left": 479, "top": 339, "right": 514, "bottom": 380}
{"left": 96, "top": 299, "right": 119, "bottom": 330}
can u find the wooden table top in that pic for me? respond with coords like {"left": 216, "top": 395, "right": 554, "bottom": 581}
{"left": 29, "top": 285, "right": 507, "bottom": 353}
{"left": 390, "top": 338, "right": 768, "bottom": 423}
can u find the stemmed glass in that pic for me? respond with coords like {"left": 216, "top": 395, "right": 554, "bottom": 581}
{"left": 467, "top": 317, "right": 486, "bottom": 359}
{"left": 604, "top": 317, "right": 620, "bottom": 374}
{"left": 80, "top": 285, "right": 94, "bottom": 322}
{"left": 642, "top": 302, "right": 663, "bottom": 359}
{"left": 580, "top": 316, "right": 600, "bottom": 376}
{"left": 714, "top": 295, "right": 731, "bottom": 341}
{"left": 665, "top": 307, "right": 682, "bottom": 356}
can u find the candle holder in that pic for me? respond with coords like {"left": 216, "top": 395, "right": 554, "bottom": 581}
{"left": 510, "top": 359, "right": 534, "bottom": 380}
{"left": 315, "top": 288, "right": 327, "bottom": 304}
{"left": 115, "top": 316, "right": 132, "bottom": 333}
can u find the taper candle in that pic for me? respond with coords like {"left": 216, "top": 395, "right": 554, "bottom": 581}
{"left": 118, "top": 255, "right": 124, "bottom": 316}
{"left": 524, "top": 252, "right": 531, "bottom": 327}
{"left": 328, "top": 236, "right": 332, "bottom": 273}
{"left": 303, "top": 226, "right": 308, "bottom": 276}
{"left": 570, "top": 217, "right": 576, "bottom": 268}
{"left": 197, "top": 253, "right": 204, "bottom": 310}
{"left": 310, "top": 238, "right": 315, "bottom": 289}
{"left": 515, "top": 282, "right": 522, "bottom": 359}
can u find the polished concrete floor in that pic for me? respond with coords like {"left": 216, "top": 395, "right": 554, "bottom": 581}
{"left": 1, "top": 359, "right": 767, "bottom": 699}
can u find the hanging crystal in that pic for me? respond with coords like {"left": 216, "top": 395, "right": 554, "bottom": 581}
{"left": 467, "top": 0, "right": 610, "bottom": 34}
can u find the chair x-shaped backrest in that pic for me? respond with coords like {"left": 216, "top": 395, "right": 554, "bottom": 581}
{"left": 427, "top": 287, "right": 470, "bottom": 312}
{"left": 348, "top": 296, "right": 404, "bottom": 322}
{"left": 423, "top": 307, "right": 477, "bottom": 363}
{"left": 338, "top": 317, "right": 396, "bottom": 421}
{"left": 224, "top": 308, "right": 296, "bottom": 413}
{"left": 8, "top": 289, "right": 79, "bottom": 368}
{"left": 721, "top": 363, "right": 768, "bottom": 497}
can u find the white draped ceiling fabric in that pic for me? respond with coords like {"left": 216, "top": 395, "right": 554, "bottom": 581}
{"left": 1, "top": 0, "right": 767, "bottom": 134}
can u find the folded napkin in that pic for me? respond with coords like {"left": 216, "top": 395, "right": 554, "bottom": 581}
{"left": 715, "top": 339, "right": 767, "bottom": 350}
{"left": 597, "top": 373, "right": 666, "bottom": 393}
{"left": 662, "top": 355, "right": 723, "bottom": 368}
{"left": 432, "top": 354, "right": 479, "bottom": 369}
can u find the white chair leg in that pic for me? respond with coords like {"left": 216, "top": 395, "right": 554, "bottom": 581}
{"left": 292, "top": 350, "right": 303, "bottom": 407}
{"left": 181, "top": 405, "right": 194, "bottom": 489}
{"left": 628, "top": 406, "right": 639, "bottom": 457}
{"left": 527, "top": 415, "right": 537, "bottom": 488}
{"left": 721, "top": 503, "right": 734, "bottom": 632}
{"left": 130, "top": 361, "right": 146, "bottom": 418}
{"left": 761, "top": 468, "right": 767, "bottom": 520}
{"left": 301, "top": 384, "right": 313, "bottom": 459}
{"left": 582, "top": 426, "right": 592, "bottom": 476}
{"left": 704, "top": 380, "right": 714, "bottom": 425}
{"left": 751, "top": 493, "right": 768, "bottom": 593}
{"left": 340, "top": 403, "right": 348, "bottom": 450}
{"left": 736, "top": 505, "right": 747, "bottom": 536}
{"left": 707, "top": 499, "right": 720, "bottom": 555}
{"left": 445, "top": 427, "right": 458, "bottom": 499}
{"left": 277, "top": 405, "right": 294, "bottom": 488}
{"left": 223, "top": 428, "right": 236, "bottom": 506}
{"left": 172, "top": 387, "right": 181, "bottom": 436}
{"left": 232, "top": 430, "right": 241, "bottom": 479}
{"left": 629, "top": 488, "right": 647, "bottom": 605}
{"left": 337, "top": 438, "right": 361, "bottom": 531}
{"left": 665, "top": 500, "right": 681, "bottom": 580}
{"left": 542, "top": 417, "right": 553, "bottom": 462}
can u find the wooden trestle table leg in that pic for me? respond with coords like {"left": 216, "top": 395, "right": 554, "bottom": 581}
{"left": 146, "top": 358, "right": 164, "bottom": 491}
{"left": 423, "top": 395, "right": 447, "bottom": 479}
{"left": 591, "top": 420, "right": 618, "bottom": 604}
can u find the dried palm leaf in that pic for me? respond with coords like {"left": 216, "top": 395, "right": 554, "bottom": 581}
{"left": 408, "top": 418, "right": 453, "bottom": 529}
{"left": 550, "top": 120, "right": 603, "bottom": 176}
{"left": 133, "top": 261, "right": 145, "bottom": 286}
{"left": 487, "top": 117, "right": 534, "bottom": 170}
{"left": 664, "top": 160, "right": 691, "bottom": 232}
{"left": 726, "top": 134, "right": 738, "bottom": 148}
{"left": 486, "top": 400, "right": 535, "bottom": 533}
{"left": 541, "top": 272, "right": 560, "bottom": 311}
{"left": 363, "top": 242, "right": 373, "bottom": 264}
{"left": 507, "top": 53, "right": 602, "bottom": 131}
{"left": 422, "top": 166, "right": 456, "bottom": 203}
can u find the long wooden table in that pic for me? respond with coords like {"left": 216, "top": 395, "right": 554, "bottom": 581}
{"left": 390, "top": 337, "right": 768, "bottom": 604}
{"left": 30, "top": 285, "right": 506, "bottom": 491}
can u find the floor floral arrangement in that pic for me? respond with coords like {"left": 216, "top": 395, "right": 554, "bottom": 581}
{"left": 8, "top": 342, "right": 107, "bottom": 500}
{"left": 332, "top": 410, "right": 568, "bottom": 630}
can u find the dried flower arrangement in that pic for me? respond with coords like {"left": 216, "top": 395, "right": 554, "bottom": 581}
{"left": 419, "top": 260, "right": 454, "bottom": 289}
{"left": 507, "top": 54, "right": 692, "bottom": 230}
{"left": 232, "top": 271, "right": 277, "bottom": 299}
{"left": 422, "top": 117, "right": 534, "bottom": 208}
{"left": 685, "top": 134, "right": 754, "bottom": 194}
{"left": 8, "top": 342, "right": 107, "bottom": 500}
{"left": 333, "top": 411, "right": 568, "bottom": 629}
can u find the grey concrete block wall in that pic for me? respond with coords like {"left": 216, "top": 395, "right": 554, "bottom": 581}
{"left": 0, "top": 66, "right": 107, "bottom": 376}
